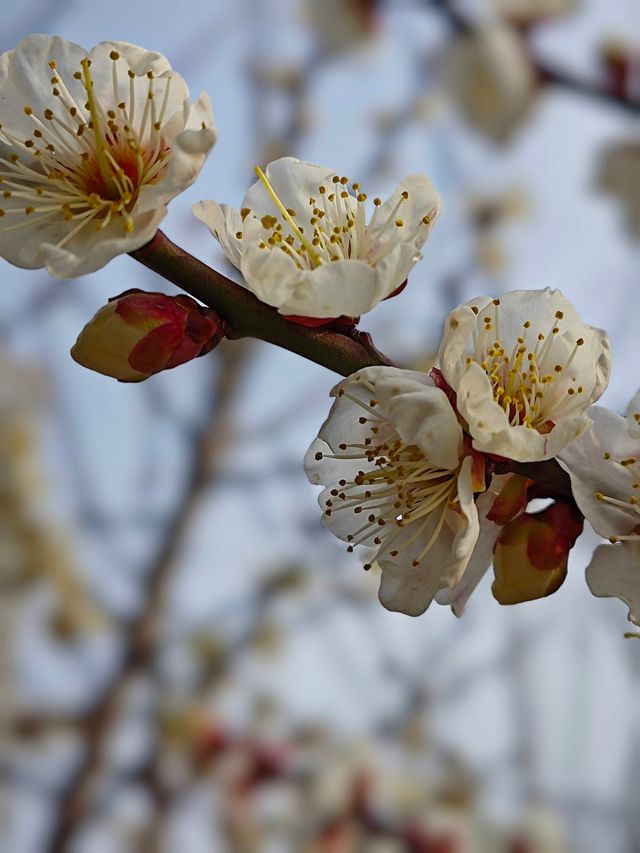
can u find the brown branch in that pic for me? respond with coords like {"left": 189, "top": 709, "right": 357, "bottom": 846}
{"left": 46, "top": 342, "right": 250, "bottom": 853}
{"left": 130, "top": 230, "right": 393, "bottom": 377}
{"left": 132, "top": 233, "right": 571, "bottom": 497}
{"left": 511, "top": 458, "right": 571, "bottom": 498}
{"left": 536, "top": 61, "right": 640, "bottom": 115}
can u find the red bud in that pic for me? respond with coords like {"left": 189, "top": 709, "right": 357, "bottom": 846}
{"left": 492, "top": 501, "right": 583, "bottom": 605}
{"left": 71, "top": 290, "right": 226, "bottom": 382}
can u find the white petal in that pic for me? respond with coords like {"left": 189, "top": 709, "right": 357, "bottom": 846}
{"left": 627, "top": 389, "right": 640, "bottom": 437}
{"left": 243, "top": 156, "right": 336, "bottom": 233}
{"left": 149, "top": 90, "right": 217, "bottom": 198}
{"left": 437, "top": 302, "right": 482, "bottom": 387}
{"left": 368, "top": 369, "right": 462, "bottom": 469}
{"left": 435, "top": 475, "right": 508, "bottom": 615}
{"left": 367, "top": 173, "right": 441, "bottom": 251}
{"left": 278, "top": 259, "right": 377, "bottom": 318}
{"left": 559, "top": 405, "right": 640, "bottom": 537}
{"left": 369, "top": 241, "right": 423, "bottom": 300}
{"left": 93, "top": 40, "right": 173, "bottom": 76}
{"left": 192, "top": 201, "right": 243, "bottom": 269}
{"left": 590, "top": 327, "right": 612, "bottom": 405}
{"left": 586, "top": 541, "right": 640, "bottom": 626}
{"left": 276, "top": 242, "right": 426, "bottom": 318}
{"left": 239, "top": 213, "right": 302, "bottom": 307}
{"left": 378, "top": 456, "right": 479, "bottom": 616}
{"left": 36, "top": 207, "right": 167, "bottom": 278}
{"left": 0, "top": 35, "right": 88, "bottom": 132}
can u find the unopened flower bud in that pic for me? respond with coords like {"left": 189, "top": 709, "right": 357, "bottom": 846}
{"left": 71, "top": 290, "right": 226, "bottom": 382}
{"left": 492, "top": 500, "right": 583, "bottom": 604}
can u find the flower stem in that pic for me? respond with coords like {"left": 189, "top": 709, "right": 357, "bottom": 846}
{"left": 129, "top": 229, "right": 573, "bottom": 499}
{"left": 130, "top": 230, "right": 394, "bottom": 377}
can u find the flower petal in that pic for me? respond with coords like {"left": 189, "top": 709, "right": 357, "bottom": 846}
{"left": 366, "top": 369, "right": 463, "bottom": 469}
{"left": 378, "top": 456, "right": 479, "bottom": 616}
{"left": 559, "top": 405, "right": 640, "bottom": 537}
{"left": 436, "top": 477, "right": 508, "bottom": 616}
{"left": 367, "top": 173, "right": 441, "bottom": 250}
{"left": 192, "top": 200, "right": 243, "bottom": 269}
{"left": 278, "top": 259, "right": 377, "bottom": 318}
{"left": 586, "top": 541, "right": 640, "bottom": 626}
{"left": 243, "top": 156, "right": 337, "bottom": 233}
{"left": 627, "top": 389, "right": 640, "bottom": 437}
{"left": 239, "top": 213, "right": 302, "bottom": 307}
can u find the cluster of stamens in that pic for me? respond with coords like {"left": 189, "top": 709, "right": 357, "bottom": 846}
{"left": 466, "top": 299, "right": 586, "bottom": 430}
{"left": 0, "top": 50, "right": 175, "bottom": 245}
{"left": 594, "top": 451, "right": 640, "bottom": 543}
{"left": 238, "top": 168, "right": 434, "bottom": 271}
{"left": 314, "top": 389, "right": 460, "bottom": 568}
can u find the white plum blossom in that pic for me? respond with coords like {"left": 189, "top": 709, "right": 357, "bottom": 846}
{"left": 193, "top": 156, "right": 440, "bottom": 320}
{"left": 437, "top": 288, "right": 611, "bottom": 462}
{"left": 442, "top": 23, "right": 536, "bottom": 143}
{"left": 0, "top": 35, "right": 216, "bottom": 278}
{"left": 305, "top": 367, "right": 483, "bottom": 616}
{"left": 597, "top": 139, "right": 640, "bottom": 241}
{"left": 559, "top": 394, "right": 640, "bottom": 624}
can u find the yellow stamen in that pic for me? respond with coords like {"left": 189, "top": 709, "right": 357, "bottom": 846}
{"left": 254, "top": 165, "right": 322, "bottom": 266}
{"left": 80, "top": 58, "right": 118, "bottom": 198}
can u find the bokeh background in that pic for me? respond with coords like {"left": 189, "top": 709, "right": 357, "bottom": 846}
{"left": 1, "top": 0, "right": 639, "bottom": 851}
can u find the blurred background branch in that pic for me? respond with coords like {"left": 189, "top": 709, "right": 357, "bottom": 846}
{"left": 1, "top": 0, "right": 639, "bottom": 851}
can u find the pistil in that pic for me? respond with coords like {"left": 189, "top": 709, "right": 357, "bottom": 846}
{"left": 80, "top": 58, "right": 119, "bottom": 199}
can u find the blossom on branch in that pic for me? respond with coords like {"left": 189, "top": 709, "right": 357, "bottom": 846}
{"left": 559, "top": 392, "right": 640, "bottom": 624}
{"left": 193, "top": 156, "right": 440, "bottom": 322}
{"left": 437, "top": 288, "right": 611, "bottom": 462}
{"left": 305, "top": 367, "right": 484, "bottom": 616}
{"left": 597, "top": 139, "right": 640, "bottom": 240}
{"left": 71, "top": 290, "right": 225, "bottom": 382}
{"left": 0, "top": 35, "right": 216, "bottom": 277}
